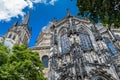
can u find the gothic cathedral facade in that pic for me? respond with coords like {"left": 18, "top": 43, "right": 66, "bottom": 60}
{"left": 48, "top": 13, "right": 120, "bottom": 80}
{"left": 1, "top": 11, "right": 120, "bottom": 80}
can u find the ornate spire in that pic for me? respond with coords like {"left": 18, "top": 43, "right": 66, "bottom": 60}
{"left": 21, "top": 12, "right": 30, "bottom": 25}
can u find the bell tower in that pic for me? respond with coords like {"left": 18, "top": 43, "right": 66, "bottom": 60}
{"left": 4, "top": 12, "right": 31, "bottom": 48}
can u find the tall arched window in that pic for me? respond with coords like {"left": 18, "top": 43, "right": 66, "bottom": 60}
{"left": 103, "top": 37, "right": 117, "bottom": 55}
{"left": 60, "top": 28, "right": 70, "bottom": 54}
{"left": 78, "top": 27, "right": 93, "bottom": 51}
{"left": 42, "top": 55, "right": 49, "bottom": 68}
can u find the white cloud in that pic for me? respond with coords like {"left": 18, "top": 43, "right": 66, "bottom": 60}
{"left": 0, "top": 0, "right": 58, "bottom": 21}
{"left": 39, "top": 0, "right": 47, "bottom": 4}
{"left": 49, "top": 0, "right": 58, "bottom": 5}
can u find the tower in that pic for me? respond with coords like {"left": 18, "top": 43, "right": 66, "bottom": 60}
{"left": 4, "top": 12, "right": 31, "bottom": 48}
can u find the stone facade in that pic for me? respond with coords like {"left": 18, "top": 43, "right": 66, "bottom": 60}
{"left": 2, "top": 11, "right": 120, "bottom": 80}
{"left": 48, "top": 13, "right": 120, "bottom": 80}
{"left": 29, "top": 12, "right": 120, "bottom": 80}
{"left": 29, "top": 28, "right": 51, "bottom": 78}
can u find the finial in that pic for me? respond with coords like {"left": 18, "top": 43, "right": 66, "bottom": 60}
{"left": 52, "top": 17, "right": 57, "bottom": 24}
{"left": 66, "top": 8, "right": 71, "bottom": 16}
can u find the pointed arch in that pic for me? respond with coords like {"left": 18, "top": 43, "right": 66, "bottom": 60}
{"left": 58, "top": 26, "right": 67, "bottom": 35}
{"left": 76, "top": 23, "right": 94, "bottom": 38}
{"left": 90, "top": 69, "right": 116, "bottom": 80}
{"left": 77, "top": 24, "right": 94, "bottom": 51}
{"left": 58, "top": 27, "right": 70, "bottom": 54}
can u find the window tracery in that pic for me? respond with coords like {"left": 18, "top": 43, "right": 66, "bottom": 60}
{"left": 78, "top": 27, "right": 93, "bottom": 51}
{"left": 60, "top": 28, "right": 70, "bottom": 54}
{"left": 103, "top": 37, "right": 117, "bottom": 55}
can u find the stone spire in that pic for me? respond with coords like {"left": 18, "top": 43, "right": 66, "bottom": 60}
{"left": 13, "top": 20, "right": 18, "bottom": 26}
{"left": 21, "top": 12, "right": 30, "bottom": 25}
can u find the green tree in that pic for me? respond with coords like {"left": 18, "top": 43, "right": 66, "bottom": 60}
{"left": 0, "top": 42, "right": 9, "bottom": 66}
{"left": 76, "top": 0, "right": 120, "bottom": 28}
{"left": 0, "top": 44, "right": 46, "bottom": 80}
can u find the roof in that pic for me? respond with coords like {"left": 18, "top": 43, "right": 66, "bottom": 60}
{"left": 29, "top": 45, "right": 50, "bottom": 50}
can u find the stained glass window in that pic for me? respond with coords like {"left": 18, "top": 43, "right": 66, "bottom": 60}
{"left": 104, "top": 37, "right": 117, "bottom": 55}
{"left": 78, "top": 28, "right": 93, "bottom": 51}
{"left": 42, "top": 55, "right": 49, "bottom": 68}
{"left": 108, "top": 43, "right": 117, "bottom": 54}
{"left": 60, "top": 29, "right": 70, "bottom": 54}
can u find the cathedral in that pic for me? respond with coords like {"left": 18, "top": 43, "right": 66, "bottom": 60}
{"left": 1, "top": 11, "right": 120, "bottom": 80}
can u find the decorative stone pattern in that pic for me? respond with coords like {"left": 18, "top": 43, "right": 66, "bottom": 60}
{"left": 48, "top": 14, "right": 120, "bottom": 80}
{"left": 3, "top": 11, "right": 120, "bottom": 80}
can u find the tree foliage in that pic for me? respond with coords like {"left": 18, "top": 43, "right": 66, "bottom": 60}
{"left": 76, "top": 0, "right": 120, "bottom": 28}
{"left": 0, "top": 42, "right": 9, "bottom": 66}
{"left": 0, "top": 44, "right": 46, "bottom": 80}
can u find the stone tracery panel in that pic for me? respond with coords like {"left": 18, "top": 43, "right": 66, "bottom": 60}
{"left": 78, "top": 27, "right": 93, "bottom": 51}
{"left": 59, "top": 28, "right": 70, "bottom": 54}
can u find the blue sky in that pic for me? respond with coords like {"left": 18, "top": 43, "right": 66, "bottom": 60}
{"left": 0, "top": 0, "right": 78, "bottom": 47}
